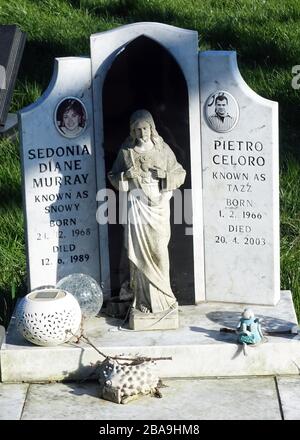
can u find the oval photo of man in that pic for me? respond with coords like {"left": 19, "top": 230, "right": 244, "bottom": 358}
{"left": 55, "top": 97, "right": 87, "bottom": 138}
{"left": 205, "top": 91, "right": 239, "bottom": 133}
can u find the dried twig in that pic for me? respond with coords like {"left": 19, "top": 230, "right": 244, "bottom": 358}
{"left": 67, "top": 329, "right": 172, "bottom": 364}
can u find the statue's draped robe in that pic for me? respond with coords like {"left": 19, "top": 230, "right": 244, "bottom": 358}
{"left": 108, "top": 139, "right": 186, "bottom": 313}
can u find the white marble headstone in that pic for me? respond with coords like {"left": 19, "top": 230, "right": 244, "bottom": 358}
{"left": 90, "top": 22, "right": 205, "bottom": 302}
{"left": 19, "top": 57, "right": 100, "bottom": 290}
{"left": 200, "top": 51, "right": 280, "bottom": 305}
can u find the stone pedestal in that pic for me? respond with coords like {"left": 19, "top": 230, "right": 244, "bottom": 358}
{"left": 1, "top": 291, "right": 300, "bottom": 382}
{"left": 129, "top": 306, "right": 179, "bottom": 331}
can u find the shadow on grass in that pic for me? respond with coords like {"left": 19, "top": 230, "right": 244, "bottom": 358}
{"left": 0, "top": 282, "right": 27, "bottom": 329}
{"left": 18, "top": 38, "right": 91, "bottom": 89}
{"left": 69, "top": 0, "right": 180, "bottom": 24}
{"left": 204, "top": 25, "right": 299, "bottom": 68}
{"left": 0, "top": 188, "right": 22, "bottom": 208}
{"left": 69, "top": 0, "right": 300, "bottom": 67}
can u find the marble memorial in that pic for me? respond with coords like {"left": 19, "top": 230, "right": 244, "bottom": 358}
{"left": 1, "top": 22, "right": 294, "bottom": 382}
{"left": 18, "top": 23, "right": 280, "bottom": 309}
{"left": 19, "top": 58, "right": 100, "bottom": 291}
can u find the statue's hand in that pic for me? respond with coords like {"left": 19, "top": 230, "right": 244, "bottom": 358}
{"left": 125, "top": 167, "right": 138, "bottom": 179}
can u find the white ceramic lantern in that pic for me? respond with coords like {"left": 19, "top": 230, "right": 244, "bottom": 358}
{"left": 16, "top": 289, "right": 82, "bottom": 346}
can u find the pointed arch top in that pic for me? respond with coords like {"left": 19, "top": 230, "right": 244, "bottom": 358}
{"left": 90, "top": 22, "right": 199, "bottom": 87}
{"left": 91, "top": 22, "right": 197, "bottom": 39}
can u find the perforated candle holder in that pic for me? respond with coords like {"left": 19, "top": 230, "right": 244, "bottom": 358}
{"left": 16, "top": 288, "right": 82, "bottom": 346}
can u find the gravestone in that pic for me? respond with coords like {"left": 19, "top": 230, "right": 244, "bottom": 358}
{"left": 0, "top": 25, "right": 26, "bottom": 125}
{"left": 19, "top": 57, "right": 100, "bottom": 291}
{"left": 18, "top": 23, "right": 280, "bottom": 307}
{"left": 200, "top": 51, "right": 280, "bottom": 305}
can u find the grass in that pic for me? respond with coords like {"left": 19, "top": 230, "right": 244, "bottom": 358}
{"left": 0, "top": 0, "right": 299, "bottom": 324}
{"left": 0, "top": 138, "right": 26, "bottom": 326}
{"left": 280, "top": 157, "right": 300, "bottom": 313}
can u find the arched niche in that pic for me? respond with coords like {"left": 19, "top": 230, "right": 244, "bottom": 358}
{"left": 102, "top": 35, "right": 194, "bottom": 304}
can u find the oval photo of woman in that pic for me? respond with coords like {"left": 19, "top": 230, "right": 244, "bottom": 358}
{"left": 55, "top": 97, "right": 87, "bottom": 138}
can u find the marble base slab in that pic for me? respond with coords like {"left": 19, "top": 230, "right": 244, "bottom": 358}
{"left": 20, "top": 377, "right": 280, "bottom": 420}
{"left": 277, "top": 377, "right": 300, "bottom": 420}
{"left": 0, "top": 383, "right": 28, "bottom": 420}
{"left": 1, "top": 291, "right": 300, "bottom": 382}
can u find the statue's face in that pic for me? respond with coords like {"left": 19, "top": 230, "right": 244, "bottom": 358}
{"left": 133, "top": 121, "right": 151, "bottom": 143}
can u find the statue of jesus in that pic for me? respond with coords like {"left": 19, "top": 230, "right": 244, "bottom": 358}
{"left": 108, "top": 109, "right": 186, "bottom": 329}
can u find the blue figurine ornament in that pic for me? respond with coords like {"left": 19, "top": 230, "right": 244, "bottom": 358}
{"left": 236, "top": 308, "right": 263, "bottom": 345}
